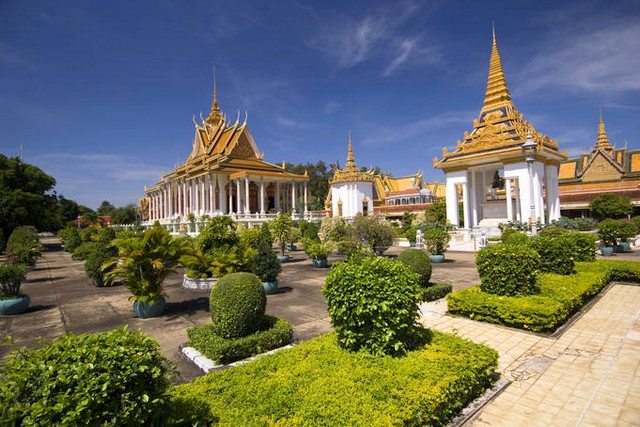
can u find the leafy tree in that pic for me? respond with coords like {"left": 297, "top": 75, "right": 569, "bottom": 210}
{"left": 111, "top": 203, "right": 138, "bottom": 224}
{"left": 271, "top": 212, "right": 293, "bottom": 256}
{"left": 284, "top": 161, "right": 333, "bottom": 210}
{"left": 424, "top": 199, "right": 447, "bottom": 224}
{"left": 589, "top": 194, "right": 633, "bottom": 219}
{"left": 96, "top": 200, "right": 116, "bottom": 216}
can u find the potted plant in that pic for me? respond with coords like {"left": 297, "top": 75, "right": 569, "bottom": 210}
{"left": 103, "top": 225, "right": 189, "bottom": 318}
{"left": 422, "top": 224, "right": 451, "bottom": 263}
{"left": 303, "top": 239, "right": 332, "bottom": 268}
{"left": 0, "top": 263, "right": 29, "bottom": 315}
{"left": 252, "top": 224, "right": 282, "bottom": 294}
{"left": 187, "top": 212, "right": 196, "bottom": 232}
{"left": 616, "top": 220, "right": 638, "bottom": 253}
{"left": 271, "top": 212, "right": 293, "bottom": 262}
{"left": 288, "top": 227, "right": 302, "bottom": 251}
{"left": 180, "top": 249, "right": 218, "bottom": 290}
{"left": 353, "top": 215, "right": 395, "bottom": 255}
{"left": 598, "top": 219, "right": 620, "bottom": 256}
{"left": 6, "top": 226, "right": 42, "bottom": 267}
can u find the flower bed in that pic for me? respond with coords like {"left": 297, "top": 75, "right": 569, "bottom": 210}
{"left": 187, "top": 316, "right": 293, "bottom": 365}
{"left": 174, "top": 331, "right": 498, "bottom": 426}
{"left": 447, "top": 260, "right": 640, "bottom": 333}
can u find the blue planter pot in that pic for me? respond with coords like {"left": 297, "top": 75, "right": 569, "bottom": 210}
{"left": 132, "top": 298, "right": 166, "bottom": 318}
{"left": 312, "top": 258, "right": 328, "bottom": 268}
{"left": 277, "top": 255, "right": 291, "bottom": 263}
{"left": 0, "top": 295, "right": 30, "bottom": 315}
{"left": 429, "top": 254, "right": 445, "bottom": 263}
{"left": 600, "top": 247, "right": 615, "bottom": 256}
{"left": 616, "top": 242, "right": 631, "bottom": 253}
{"left": 262, "top": 281, "right": 279, "bottom": 294}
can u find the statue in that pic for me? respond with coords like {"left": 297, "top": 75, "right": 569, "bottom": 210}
{"left": 415, "top": 229, "right": 423, "bottom": 248}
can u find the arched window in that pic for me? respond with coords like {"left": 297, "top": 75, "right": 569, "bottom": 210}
{"left": 362, "top": 197, "right": 369, "bottom": 216}
{"left": 337, "top": 199, "right": 343, "bottom": 217}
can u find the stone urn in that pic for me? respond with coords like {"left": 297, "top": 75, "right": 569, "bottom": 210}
{"left": 182, "top": 274, "right": 217, "bottom": 290}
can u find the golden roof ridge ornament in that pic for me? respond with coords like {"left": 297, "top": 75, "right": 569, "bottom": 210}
{"left": 206, "top": 67, "right": 224, "bottom": 125}
{"left": 330, "top": 132, "right": 375, "bottom": 184}
{"left": 481, "top": 26, "right": 513, "bottom": 114}
{"left": 596, "top": 108, "right": 613, "bottom": 151}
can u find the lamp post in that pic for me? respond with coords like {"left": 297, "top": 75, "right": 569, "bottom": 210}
{"left": 521, "top": 134, "right": 538, "bottom": 235}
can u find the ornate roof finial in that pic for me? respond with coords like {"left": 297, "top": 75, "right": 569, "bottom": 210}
{"left": 596, "top": 108, "right": 613, "bottom": 151}
{"left": 346, "top": 131, "right": 356, "bottom": 169}
{"left": 481, "top": 25, "right": 513, "bottom": 114}
{"left": 206, "top": 67, "right": 224, "bottom": 125}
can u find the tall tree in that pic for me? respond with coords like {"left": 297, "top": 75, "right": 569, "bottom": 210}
{"left": 97, "top": 200, "right": 116, "bottom": 216}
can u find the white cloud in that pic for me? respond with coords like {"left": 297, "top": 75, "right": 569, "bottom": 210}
{"left": 308, "top": 2, "right": 440, "bottom": 76}
{"left": 275, "top": 115, "right": 316, "bottom": 130}
{"left": 323, "top": 100, "right": 342, "bottom": 114}
{"left": 519, "top": 19, "right": 640, "bottom": 94}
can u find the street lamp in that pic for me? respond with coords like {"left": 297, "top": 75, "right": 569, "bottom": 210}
{"left": 521, "top": 134, "right": 538, "bottom": 235}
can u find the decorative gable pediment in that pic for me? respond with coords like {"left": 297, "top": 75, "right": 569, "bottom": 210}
{"left": 581, "top": 152, "right": 623, "bottom": 182}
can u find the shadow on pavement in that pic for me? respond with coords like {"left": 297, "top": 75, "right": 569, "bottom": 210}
{"left": 164, "top": 297, "right": 209, "bottom": 318}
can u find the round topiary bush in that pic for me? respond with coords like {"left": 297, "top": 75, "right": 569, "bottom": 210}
{"left": 397, "top": 249, "right": 432, "bottom": 287}
{"left": 209, "top": 272, "right": 266, "bottom": 339}
{"left": 0, "top": 328, "right": 172, "bottom": 425}
{"left": 500, "top": 229, "right": 530, "bottom": 246}
{"left": 530, "top": 234, "right": 576, "bottom": 275}
{"left": 476, "top": 244, "right": 541, "bottom": 296}
{"left": 323, "top": 256, "right": 423, "bottom": 356}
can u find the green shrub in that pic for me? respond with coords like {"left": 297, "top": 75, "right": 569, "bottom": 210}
{"left": 424, "top": 283, "right": 452, "bottom": 301}
{"left": 476, "top": 244, "right": 540, "bottom": 296}
{"left": 237, "top": 225, "right": 263, "bottom": 249}
{"left": 421, "top": 223, "right": 451, "bottom": 255}
{"left": 550, "top": 217, "right": 597, "bottom": 231}
{"left": 301, "top": 221, "right": 320, "bottom": 241}
{"left": 187, "top": 316, "right": 293, "bottom": 364}
{"left": 0, "top": 263, "right": 28, "bottom": 297}
{"left": 303, "top": 239, "right": 332, "bottom": 260}
{"left": 72, "top": 241, "right": 98, "bottom": 260}
{"left": 335, "top": 239, "right": 368, "bottom": 260}
{"left": 447, "top": 260, "right": 640, "bottom": 332}
{"left": 397, "top": 248, "right": 432, "bottom": 287}
{"left": 270, "top": 212, "right": 294, "bottom": 256}
{"left": 570, "top": 233, "right": 599, "bottom": 262}
{"left": 598, "top": 219, "right": 622, "bottom": 246}
{"left": 618, "top": 219, "right": 639, "bottom": 242}
{"left": 530, "top": 234, "right": 575, "bottom": 275}
{"left": 209, "top": 272, "right": 266, "bottom": 339}
{"left": 79, "top": 226, "right": 99, "bottom": 243}
{"left": 166, "top": 393, "right": 217, "bottom": 426}
{"left": 198, "top": 216, "right": 239, "bottom": 253}
{"left": 323, "top": 257, "right": 422, "bottom": 356}
{"left": 6, "top": 226, "right": 41, "bottom": 265}
{"left": 500, "top": 228, "right": 530, "bottom": 246}
{"left": 174, "top": 332, "right": 498, "bottom": 426}
{"left": 0, "top": 229, "right": 5, "bottom": 253}
{"left": 62, "top": 226, "right": 81, "bottom": 252}
{"left": 181, "top": 250, "right": 217, "bottom": 279}
{"left": 0, "top": 328, "right": 172, "bottom": 425}
{"left": 352, "top": 214, "right": 395, "bottom": 252}
{"left": 84, "top": 240, "right": 118, "bottom": 287}
{"left": 404, "top": 225, "right": 417, "bottom": 244}
{"left": 251, "top": 232, "right": 281, "bottom": 282}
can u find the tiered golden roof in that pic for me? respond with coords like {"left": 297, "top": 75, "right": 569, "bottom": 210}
{"left": 434, "top": 29, "right": 567, "bottom": 170}
{"left": 148, "top": 77, "right": 307, "bottom": 188}
{"left": 330, "top": 135, "right": 375, "bottom": 184}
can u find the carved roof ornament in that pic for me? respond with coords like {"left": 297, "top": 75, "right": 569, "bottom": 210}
{"left": 595, "top": 108, "right": 614, "bottom": 152}
{"left": 434, "top": 27, "right": 565, "bottom": 169}
{"left": 330, "top": 132, "right": 375, "bottom": 184}
{"left": 205, "top": 68, "right": 224, "bottom": 126}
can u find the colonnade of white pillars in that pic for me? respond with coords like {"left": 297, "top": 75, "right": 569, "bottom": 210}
{"left": 146, "top": 174, "right": 308, "bottom": 222}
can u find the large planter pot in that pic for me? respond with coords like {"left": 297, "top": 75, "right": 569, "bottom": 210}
{"left": 429, "top": 254, "right": 445, "bottom": 263}
{"left": 91, "top": 275, "right": 104, "bottom": 287}
{"left": 0, "top": 295, "right": 30, "bottom": 315}
{"left": 600, "top": 246, "right": 615, "bottom": 256}
{"left": 615, "top": 242, "right": 631, "bottom": 253}
{"left": 132, "top": 298, "right": 166, "bottom": 318}
{"left": 312, "top": 258, "right": 328, "bottom": 268}
{"left": 375, "top": 246, "right": 390, "bottom": 256}
{"left": 277, "top": 255, "right": 291, "bottom": 263}
{"left": 288, "top": 244, "right": 299, "bottom": 252}
{"left": 262, "top": 281, "right": 279, "bottom": 295}
{"left": 182, "top": 275, "right": 217, "bottom": 290}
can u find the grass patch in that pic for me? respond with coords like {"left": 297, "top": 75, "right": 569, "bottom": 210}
{"left": 187, "top": 316, "right": 293, "bottom": 365}
{"left": 174, "top": 331, "right": 498, "bottom": 426}
{"left": 447, "top": 260, "right": 640, "bottom": 333}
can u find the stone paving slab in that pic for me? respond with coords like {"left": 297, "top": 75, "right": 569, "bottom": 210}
{"left": 420, "top": 283, "right": 640, "bottom": 426}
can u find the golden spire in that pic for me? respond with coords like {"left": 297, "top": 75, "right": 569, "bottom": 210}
{"left": 596, "top": 108, "right": 613, "bottom": 150}
{"left": 206, "top": 67, "right": 223, "bottom": 125}
{"left": 345, "top": 130, "right": 357, "bottom": 170}
{"left": 330, "top": 132, "right": 374, "bottom": 184}
{"left": 481, "top": 27, "right": 513, "bottom": 114}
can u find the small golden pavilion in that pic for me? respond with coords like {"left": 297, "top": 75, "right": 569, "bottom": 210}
{"left": 141, "top": 78, "right": 310, "bottom": 227}
{"left": 434, "top": 29, "right": 567, "bottom": 229}
{"left": 558, "top": 111, "right": 640, "bottom": 212}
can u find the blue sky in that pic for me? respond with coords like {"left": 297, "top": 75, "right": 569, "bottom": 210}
{"left": 1, "top": 0, "right": 639, "bottom": 209}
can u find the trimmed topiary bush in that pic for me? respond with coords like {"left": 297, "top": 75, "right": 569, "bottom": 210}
{"left": 570, "top": 233, "right": 599, "bottom": 262}
{"left": 209, "top": 272, "right": 266, "bottom": 339}
{"left": 423, "top": 283, "right": 452, "bottom": 301}
{"left": 397, "top": 248, "right": 432, "bottom": 287}
{"left": 476, "top": 244, "right": 541, "bottom": 296}
{"left": 62, "top": 226, "right": 81, "bottom": 253}
{"left": 323, "top": 256, "right": 423, "bottom": 356}
{"left": 501, "top": 229, "right": 530, "bottom": 246}
{"left": 0, "top": 328, "right": 172, "bottom": 425}
{"left": 530, "top": 234, "right": 575, "bottom": 275}
{"left": 6, "top": 226, "right": 41, "bottom": 265}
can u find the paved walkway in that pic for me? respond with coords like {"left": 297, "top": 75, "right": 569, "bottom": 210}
{"left": 420, "top": 283, "right": 640, "bottom": 426}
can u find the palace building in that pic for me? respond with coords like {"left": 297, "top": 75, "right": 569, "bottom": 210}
{"left": 326, "top": 136, "right": 444, "bottom": 219}
{"left": 140, "top": 79, "right": 313, "bottom": 230}
{"left": 558, "top": 112, "right": 640, "bottom": 214}
{"left": 434, "top": 29, "right": 566, "bottom": 232}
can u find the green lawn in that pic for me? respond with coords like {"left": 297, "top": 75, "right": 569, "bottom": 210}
{"left": 447, "top": 260, "right": 640, "bottom": 333}
{"left": 174, "top": 331, "right": 498, "bottom": 426}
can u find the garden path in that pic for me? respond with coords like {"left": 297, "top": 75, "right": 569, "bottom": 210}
{"left": 420, "top": 283, "right": 640, "bottom": 426}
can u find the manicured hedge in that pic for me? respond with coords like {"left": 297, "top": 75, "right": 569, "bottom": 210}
{"left": 397, "top": 248, "right": 432, "bottom": 287}
{"left": 424, "top": 283, "right": 453, "bottom": 302}
{"left": 447, "top": 260, "right": 640, "bottom": 333}
{"left": 476, "top": 244, "right": 541, "bottom": 296}
{"left": 530, "top": 234, "right": 575, "bottom": 275}
{"left": 187, "top": 316, "right": 293, "bottom": 365}
{"left": 174, "top": 331, "right": 498, "bottom": 426}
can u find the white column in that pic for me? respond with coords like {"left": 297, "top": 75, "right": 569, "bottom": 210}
{"left": 291, "top": 181, "right": 297, "bottom": 213}
{"left": 505, "top": 178, "right": 513, "bottom": 221}
{"left": 259, "top": 178, "right": 265, "bottom": 215}
{"left": 514, "top": 179, "right": 521, "bottom": 221}
{"left": 244, "top": 177, "right": 250, "bottom": 214}
{"left": 209, "top": 174, "right": 215, "bottom": 213}
{"left": 445, "top": 177, "right": 459, "bottom": 226}
{"left": 227, "top": 181, "right": 233, "bottom": 214}
{"left": 462, "top": 181, "right": 470, "bottom": 229}
{"left": 168, "top": 184, "right": 173, "bottom": 218}
{"left": 217, "top": 175, "right": 225, "bottom": 214}
{"left": 275, "top": 182, "right": 281, "bottom": 212}
{"left": 546, "top": 164, "right": 560, "bottom": 222}
{"left": 471, "top": 171, "right": 478, "bottom": 226}
{"left": 303, "top": 182, "right": 308, "bottom": 213}
{"left": 236, "top": 180, "right": 241, "bottom": 214}
{"left": 200, "top": 177, "right": 206, "bottom": 215}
